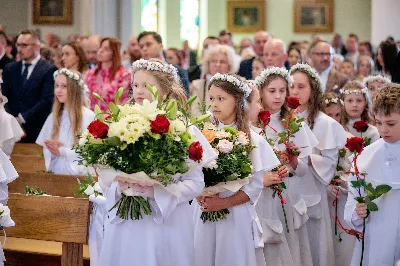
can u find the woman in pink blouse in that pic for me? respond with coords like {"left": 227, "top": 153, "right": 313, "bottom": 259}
{"left": 85, "top": 38, "right": 131, "bottom": 110}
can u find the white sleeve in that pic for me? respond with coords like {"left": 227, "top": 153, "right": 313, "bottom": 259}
{"left": 153, "top": 167, "right": 204, "bottom": 222}
{"left": 294, "top": 158, "right": 308, "bottom": 177}
{"left": 309, "top": 147, "right": 338, "bottom": 186}
{"left": 344, "top": 173, "right": 365, "bottom": 228}
{"left": 240, "top": 170, "right": 263, "bottom": 205}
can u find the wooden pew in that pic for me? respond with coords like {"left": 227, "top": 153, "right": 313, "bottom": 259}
{"left": 4, "top": 172, "right": 92, "bottom": 266}
{"left": 10, "top": 143, "right": 46, "bottom": 173}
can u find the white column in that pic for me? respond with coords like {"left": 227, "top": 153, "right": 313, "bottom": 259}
{"left": 89, "top": 0, "right": 118, "bottom": 37}
{"left": 371, "top": 0, "right": 400, "bottom": 46}
{"left": 158, "top": 0, "right": 181, "bottom": 48}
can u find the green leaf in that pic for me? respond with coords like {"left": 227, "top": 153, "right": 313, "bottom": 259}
{"left": 195, "top": 114, "right": 211, "bottom": 124}
{"left": 351, "top": 179, "right": 366, "bottom": 188}
{"left": 166, "top": 100, "right": 178, "bottom": 120}
{"left": 375, "top": 184, "right": 392, "bottom": 195}
{"left": 367, "top": 201, "right": 378, "bottom": 212}
{"left": 94, "top": 105, "right": 104, "bottom": 121}
{"left": 224, "top": 127, "right": 238, "bottom": 135}
{"left": 110, "top": 102, "right": 118, "bottom": 115}
{"left": 115, "top": 87, "right": 124, "bottom": 105}
{"left": 105, "top": 136, "right": 122, "bottom": 147}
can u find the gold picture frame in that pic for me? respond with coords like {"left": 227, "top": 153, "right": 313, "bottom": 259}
{"left": 227, "top": 0, "right": 266, "bottom": 33}
{"left": 294, "top": 0, "right": 334, "bottom": 33}
{"left": 33, "top": 0, "right": 73, "bottom": 25}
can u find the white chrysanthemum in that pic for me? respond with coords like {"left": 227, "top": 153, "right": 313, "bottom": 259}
{"left": 108, "top": 114, "right": 150, "bottom": 144}
{"left": 118, "top": 104, "right": 140, "bottom": 118}
{"left": 205, "top": 160, "right": 218, "bottom": 169}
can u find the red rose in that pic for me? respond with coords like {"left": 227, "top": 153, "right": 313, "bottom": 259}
{"left": 88, "top": 120, "right": 109, "bottom": 139}
{"left": 188, "top": 141, "right": 203, "bottom": 162}
{"left": 353, "top": 120, "right": 369, "bottom": 133}
{"left": 287, "top": 97, "right": 300, "bottom": 109}
{"left": 258, "top": 110, "right": 271, "bottom": 126}
{"left": 345, "top": 137, "right": 365, "bottom": 153}
{"left": 150, "top": 115, "right": 170, "bottom": 134}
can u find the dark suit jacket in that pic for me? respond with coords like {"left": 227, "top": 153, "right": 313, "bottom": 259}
{"left": 188, "top": 64, "right": 202, "bottom": 83}
{"left": 325, "top": 69, "right": 349, "bottom": 94}
{"left": 174, "top": 65, "right": 190, "bottom": 97}
{"left": 0, "top": 55, "right": 13, "bottom": 71}
{"left": 238, "top": 57, "right": 291, "bottom": 80}
{"left": 238, "top": 57, "right": 255, "bottom": 80}
{"left": 2, "top": 59, "right": 57, "bottom": 143}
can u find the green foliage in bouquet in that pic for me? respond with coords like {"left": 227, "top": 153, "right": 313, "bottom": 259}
{"left": 200, "top": 126, "right": 254, "bottom": 222}
{"left": 73, "top": 86, "right": 210, "bottom": 220}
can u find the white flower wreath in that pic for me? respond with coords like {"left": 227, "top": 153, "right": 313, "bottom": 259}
{"left": 210, "top": 73, "right": 252, "bottom": 108}
{"left": 53, "top": 68, "right": 89, "bottom": 95}
{"left": 254, "top": 67, "right": 293, "bottom": 89}
{"left": 363, "top": 74, "right": 391, "bottom": 87}
{"left": 289, "top": 63, "right": 323, "bottom": 91}
{"left": 131, "top": 59, "right": 180, "bottom": 83}
{"left": 339, "top": 87, "right": 368, "bottom": 95}
{"left": 324, "top": 97, "right": 344, "bottom": 106}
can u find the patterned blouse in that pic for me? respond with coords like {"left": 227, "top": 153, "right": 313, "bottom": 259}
{"left": 85, "top": 66, "right": 131, "bottom": 110}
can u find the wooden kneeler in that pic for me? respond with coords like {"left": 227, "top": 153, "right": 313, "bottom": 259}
{"left": 10, "top": 143, "right": 46, "bottom": 173}
{"left": 6, "top": 172, "right": 92, "bottom": 266}
{"left": 7, "top": 194, "right": 90, "bottom": 266}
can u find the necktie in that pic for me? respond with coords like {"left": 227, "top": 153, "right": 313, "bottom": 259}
{"left": 22, "top": 63, "right": 31, "bottom": 83}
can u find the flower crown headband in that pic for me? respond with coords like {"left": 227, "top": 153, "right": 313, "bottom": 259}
{"left": 339, "top": 87, "right": 368, "bottom": 95}
{"left": 289, "top": 63, "right": 323, "bottom": 91}
{"left": 53, "top": 68, "right": 89, "bottom": 95}
{"left": 254, "top": 67, "right": 293, "bottom": 89}
{"left": 131, "top": 59, "right": 180, "bottom": 83}
{"left": 324, "top": 97, "right": 344, "bottom": 106}
{"left": 210, "top": 73, "right": 252, "bottom": 108}
{"left": 363, "top": 74, "right": 391, "bottom": 86}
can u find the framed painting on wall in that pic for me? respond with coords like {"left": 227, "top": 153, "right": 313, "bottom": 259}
{"left": 227, "top": 0, "right": 266, "bottom": 33}
{"left": 294, "top": 0, "right": 334, "bottom": 33}
{"left": 33, "top": 0, "right": 73, "bottom": 25}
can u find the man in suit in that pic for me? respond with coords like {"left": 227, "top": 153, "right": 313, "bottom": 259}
{"left": 2, "top": 29, "right": 57, "bottom": 143}
{"left": 0, "top": 31, "right": 13, "bottom": 72}
{"left": 263, "top": 38, "right": 288, "bottom": 69}
{"left": 310, "top": 40, "right": 348, "bottom": 94}
{"left": 137, "top": 31, "right": 190, "bottom": 97}
{"left": 393, "top": 50, "right": 400, "bottom": 84}
{"left": 238, "top": 31, "right": 270, "bottom": 79}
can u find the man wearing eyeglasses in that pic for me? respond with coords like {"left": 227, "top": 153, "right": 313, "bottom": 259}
{"left": 2, "top": 29, "right": 57, "bottom": 143}
{"left": 310, "top": 40, "right": 348, "bottom": 94}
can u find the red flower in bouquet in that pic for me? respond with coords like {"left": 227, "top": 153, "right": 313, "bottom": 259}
{"left": 353, "top": 120, "right": 369, "bottom": 133}
{"left": 258, "top": 110, "right": 271, "bottom": 127}
{"left": 345, "top": 137, "right": 365, "bottom": 154}
{"left": 150, "top": 115, "right": 170, "bottom": 134}
{"left": 287, "top": 97, "right": 300, "bottom": 109}
{"left": 88, "top": 120, "right": 109, "bottom": 139}
{"left": 188, "top": 141, "right": 203, "bottom": 162}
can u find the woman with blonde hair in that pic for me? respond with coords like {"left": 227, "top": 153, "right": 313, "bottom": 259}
{"left": 190, "top": 44, "right": 240, "bottom": 115}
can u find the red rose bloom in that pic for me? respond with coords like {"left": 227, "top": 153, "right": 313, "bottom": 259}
{"left": 258, "top": 110, "right": 271, "bottom": 126}
{"left": 353, "top": 120, "right": 369, "bottom": 133}
{"left": 287, "top": 97, "right": 300, "bottom": 109}
{"left": 150, "top": 115, "right": 170, "bottom": 134}
{"left": 188, "top": 141, "right": 203, "bottom": 162}
{"left": 88, "top": 120, "right": 109, "bottom": 139}
{"left": 345, "top": 137, "right": 365, "bottom": 153}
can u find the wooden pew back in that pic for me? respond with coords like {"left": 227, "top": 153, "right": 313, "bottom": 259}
{"left": 10, "top": 143, "right": 45, "bottom": 173}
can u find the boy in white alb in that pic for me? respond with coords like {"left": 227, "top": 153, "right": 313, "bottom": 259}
{"left": 345, "top": 83, "right": 400, "bottom": 266}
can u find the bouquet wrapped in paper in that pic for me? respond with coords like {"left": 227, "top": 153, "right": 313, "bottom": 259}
{"left": 74, "top": 86, "right": 209, "bottom": 220}
{"left": 200, "top": 124, "right": 254, "bottom": 222}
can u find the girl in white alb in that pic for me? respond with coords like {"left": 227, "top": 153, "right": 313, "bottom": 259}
{"left": 251, "top": 68, "right": 318, "bottom": 266}
{"left": 98, "top": 59, "right": 217, "bottom": 266}
{"left": 289, "top": 63, "right": 347, "bottom": 266}
{"left": 193, "top": 73, "right": 280, "bottom": 266}
{"left": 35, "top": 69, "right": 101, "bottom": 265}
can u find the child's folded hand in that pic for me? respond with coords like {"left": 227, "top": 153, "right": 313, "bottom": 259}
{"left": 356, "top": 203, "right": 367, "bottom": 218}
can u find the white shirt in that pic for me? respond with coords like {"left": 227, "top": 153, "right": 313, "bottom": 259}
{"left": 21, "top": 54, "right": 41, "bottom": 80}
{"left": 319, "top": 65, "right": 332, "bottom": 92}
